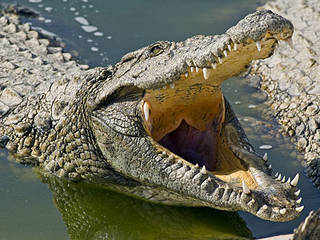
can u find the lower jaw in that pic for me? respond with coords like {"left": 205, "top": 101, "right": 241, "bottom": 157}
{"left": 158, "top": 121, "right": 258, "bottom": 189}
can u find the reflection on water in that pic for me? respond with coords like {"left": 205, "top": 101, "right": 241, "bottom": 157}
{"left": 1, "top": 0, "right": 320, "bottom": 239}
{"left": 41, "top": 172, "right": 251, "bottom": 240}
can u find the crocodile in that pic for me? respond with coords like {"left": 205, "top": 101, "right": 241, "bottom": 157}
{"left": 0, "top": 9, "right": 303, "bottom": 222}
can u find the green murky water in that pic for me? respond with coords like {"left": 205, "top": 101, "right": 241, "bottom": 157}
{"left": 1, "top": 0, "right": 320, "bottom": 239}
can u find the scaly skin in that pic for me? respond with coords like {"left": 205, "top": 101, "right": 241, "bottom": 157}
{"left": 0, "top": 10, "right": 302, "bottom": 221}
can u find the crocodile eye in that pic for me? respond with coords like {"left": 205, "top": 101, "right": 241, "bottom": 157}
{"left": 150, "top": 44, "right": 163, "bottom": 56}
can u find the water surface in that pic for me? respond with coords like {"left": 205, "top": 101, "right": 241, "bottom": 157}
{"left": 1, "top": 0, "right": 319, "bottom": 239}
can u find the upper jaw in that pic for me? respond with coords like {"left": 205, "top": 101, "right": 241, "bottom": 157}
{"left": 125, "top": 10, "right": 293, "bottom": 90}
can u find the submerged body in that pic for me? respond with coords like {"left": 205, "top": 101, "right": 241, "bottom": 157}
{"left": 0, "top": 10, "right": 302, "bottom": 221}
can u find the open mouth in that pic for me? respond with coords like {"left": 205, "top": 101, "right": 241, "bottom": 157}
{"left": 139, "top": 36, "right": 304, "bottom": 221}
{"left": 141, "top": 38, "right": 278, "bottom": 191}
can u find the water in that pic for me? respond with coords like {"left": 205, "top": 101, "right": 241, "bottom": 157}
{"left": 1, "top": 0, "right": 319, "bottom": 239}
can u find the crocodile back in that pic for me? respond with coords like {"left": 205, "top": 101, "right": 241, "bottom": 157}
{"left": 0, "top": 14, "right": 86, "bottom": 118}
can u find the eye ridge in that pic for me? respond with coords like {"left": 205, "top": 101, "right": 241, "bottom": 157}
{"left": 150, "top": 44, "right": 164, "bottom": 56}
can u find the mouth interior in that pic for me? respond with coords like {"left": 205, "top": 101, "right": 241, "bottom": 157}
{"left": 142, "top": 39, "right": 278, "bottom": 189}
{"left": 159, "top": 120, "right": 220, "bottom": 171}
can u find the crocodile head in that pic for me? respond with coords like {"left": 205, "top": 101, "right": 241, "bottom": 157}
{"left": 88, "top": 10, "right": 301, "bottom": 221}
{"left": 88, "top": 10, "right": 300, "bottom": 222}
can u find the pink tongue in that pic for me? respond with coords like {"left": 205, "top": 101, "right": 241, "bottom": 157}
{"left": 159, "top": 120, "right": 218, "bottom": 171}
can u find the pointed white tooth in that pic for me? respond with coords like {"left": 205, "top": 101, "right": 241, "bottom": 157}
{"left": 170, "top": 83, "right": 175, "bottom": 89}
{"left": 275, "top": 172, "right": 279, "bottom": 178}
{"left": 262, "top": 204, "right": 268, "bottom": 210}
{"left": 234, "top": 43, "right": 238, "bottom": 51}
{"left": 268, "top": 164, "right": 272, "bottom": 170}
{"left": 242, "top": 180, "right": 251, "bottom": 194}
{"left": 296, "top": 206, "right": 304, "bottom": 212}
{"left": 190, "top": 67, "right": 194, "bottom": 72}
{"left": 143, "top": 101, "right": 150, "bottom": 121}
{"left": 256, "top": 41, "right": 261, "bottom": 52}
{"left": 296, "top": 197, "right": 302, "bottom": 204}
{"left": 228, "top": 44, "right": 231, "bottom": 51}
{"left": 285, "top": 38, "right": 294, "bottom": 49}
{"left": 196, "top": 67, "right": 199, "bottom": 72}
{"left": 263, "top": 152, "right": 268, "bottom": 161}
{"left": 201, "top": 165, "right": 207, "bottom": 174}
{"left": 184, "top": 72, "right": 188, "bottom": 78}
{"left": 211, "top": 63, "right": 216, "bottom": 69}
{"left": 281, "top": 176, "right": 286, "bottom": 183}
{"left": 223, "top": 50, "right": 228, "bottom": 57}
{"left": 294, "top": 189, "right": 301, "bottom": 196}
{"left": 291, "top": 173, "right": 299, "bottom": 186}
{"left": 276, "top": 174, "right": 282, "bottom": 181}
{"left": 248, "top": 198, "right": 255, "bottom": 207}
{"left": 202, "top": 67, "right": 209, "bottom": 80}
{"left": 195, "top": 163, "right": 199, "bottom": 169}
{"left": 218, "top": 57, "right": 222, "bottom": 63}
{"left": 273, "top": 208, "right": 279, "bottom": 213}
{"left": 280, "top": 208, "right": 287, "bottom": 215}
{"left": 286, "top": 177, "right": 291, "bottom": 184}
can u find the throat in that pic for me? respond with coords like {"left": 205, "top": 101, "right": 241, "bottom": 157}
{"left": 159, "top": 120, "right": 219, "bottom": 171}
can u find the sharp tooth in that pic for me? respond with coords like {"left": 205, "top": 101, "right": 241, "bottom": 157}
{"left": 296, "top": 197, "right": 302, "bottom": 204}
{"left": 234, "top": 43, "right": 238, "bottom": 51}
{"left": 228, "top": 44, "right": 231, "bottom": 51}
{"left": 296, "top": 206, "right": 304, "bottom": 212}
{"left": 256, "top": 41, "right": 261, "bottom": 51}
{"left": 170, "top": 83, "right": 175, "bottom": 89}
{"left": 211, "top": 63, "right": 216, "bottom": 69}
{"left": 190, "top": 67, "right": 194, "bottom": 72}
{"left": 263, "top": 152, "right": 268, "bottom": 161}
{"left": 185, "top": 72, "right": 188, "bottom": 78}
{"left": 276, "top": 174, "right": 282, "bottom": 181}
{"left": 275, "top": 172, "right": 279, "bottom": 178}
{"left": 178, "top": 160, "right": 182, "bottom": 164}
{"left": 279, "top": 208, "right": 287, "bottom": 215}
{"left": 223, "top": 50, "right": 228, "bottom": 57}
{"left": 201, "top": 165, "right": 207, "bottom": 174}
{"left": 291, "top": 173, "right": 299, "bottom": 186}
{"left": 262, "top": 204, "right": 268, "bottom": 210}
{"left": 268, "top": 164, "right": 272, "bottom": 170}
{"left": 286, "top": 177, "right": 291, "bottom": 184}
{"left": 196, "top": 67, "right": 199, "bottom": 72}
{"left": 242, "top": 180, "right": 251, "bottom": 194}
{"left": 294, "top": 189, "right": 301, "bottom": 196}
{"left": 273, "top": 208, "right": 279, "bottom": 213}
{"left": 203, "top": 67, "right": 209, "bottom": 80}
{"left": 218, "top": 57, "right": 222, "bottom": 63}
{"left": 248, "top": 199, "right": 255, "bottom": 207}
{"left": 195, "top": 163, "right": 199, "bottom": 169}
{"left": 143, "top": 101, "right": 150, "bottom": 121}
{"left": 281, "top": 176, "right": 286, "bottom": 183}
